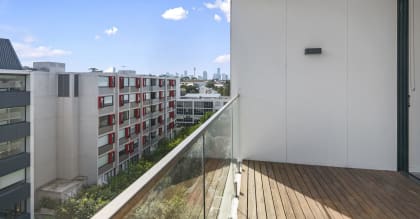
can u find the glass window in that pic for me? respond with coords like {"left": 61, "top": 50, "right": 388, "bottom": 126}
{"left": 99, "top": 115, "right": 109, "bottom": 128}
{"left": 118, "top": 128, "right": 125, "bottom": 138}
{"left": 0, "top": 168, "right": 25, "bottom": 190}
{"left": 0, "top": 138, "right": 25, "bottom": 159}
{"left": 0, "top": 75, "right": 25, "bottom": 92}
{"left": 129, "top": 94, "right": 136, "bottom": 103}
{"left": 104, "top": 96, "right": 113, "bottom": 107}
{"left": 124, "top": 94, "right": 129, "bottom": 103}
{"left": 98, "top": 76, "right": 109, "bottom": 87}
{"left": 97, "top": 135, "right": 108, "bottom": 147}
{"left": 0, "top": 107, "right": 25, "bottom": 125}
{"left": 98, "top": 154, "right": 108, "bottom": 167}
{"left": 124, "top": 77, "right": 129, "bottom": 87}
{"left": 129, "top": 78, "right": 136, "bottom": 87}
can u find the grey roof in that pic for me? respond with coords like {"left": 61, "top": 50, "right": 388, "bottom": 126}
{"left": 0, "top": 38, "right": 23, "bottom": 70}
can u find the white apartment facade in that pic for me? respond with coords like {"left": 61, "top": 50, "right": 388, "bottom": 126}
{"left": 30, "top": 62, "right": 179, "bottom": 208}
{"left": 176, "top": 94, "right": 228, "bottom": 126}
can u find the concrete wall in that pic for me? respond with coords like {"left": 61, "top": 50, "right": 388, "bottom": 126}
{"left": 232, "top": 0, "right": 397, "bottom": 170}
{"left": 78, "top": 74, "right": 100, "bottom": 184}
{"left": 410, "top": 0, "right": 420, "bottom": 173}
{"left": 56, "top": 74, "right": 80, "bottom": 179}
{"left": 32, "top": 71, "right": 58, "bottom": 190}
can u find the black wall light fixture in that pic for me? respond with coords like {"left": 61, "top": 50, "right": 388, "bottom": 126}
{"left": 305, "top": 48, "right": 322, "bottom": 55}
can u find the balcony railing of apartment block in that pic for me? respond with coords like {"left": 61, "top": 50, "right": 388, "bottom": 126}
{"left": 99, "top": 125, "right": 114, "bottom": 136}
{"left": 98, "top": 87, "right": 115, "bottom": 96}
{"left": 93, "top": 94, "right": 239, "bottom": 219}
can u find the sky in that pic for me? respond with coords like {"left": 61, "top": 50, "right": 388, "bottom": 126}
{"left": 0, "top": 0, "right": 230, "bottom": 78}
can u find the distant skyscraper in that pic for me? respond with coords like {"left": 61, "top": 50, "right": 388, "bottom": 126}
{"left": 217, "top": 67, "right": 221, "bottom": 75}
{"left": 222, "top": 73, "right": 228, "bottom": 80}
{"left": 203, "top": 71, "right": 208, "bottom": 80}
{"left": 184, "top": 70, "right": 188, "bottom": 77}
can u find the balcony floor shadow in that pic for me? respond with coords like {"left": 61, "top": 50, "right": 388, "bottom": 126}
{"left": 238, "top": 160, "right": 420, "bottom": 219}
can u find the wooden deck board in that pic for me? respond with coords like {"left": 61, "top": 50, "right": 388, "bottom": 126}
{"left": 239, "top": 160, "right": 420, "bottom": 219}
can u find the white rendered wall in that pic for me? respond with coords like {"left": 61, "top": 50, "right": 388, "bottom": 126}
{"left": 409, "top": 0, "right": 420, "bottom": 173}
{"left": 56, "top": 74, "right": 80, "bottom": 179}
{"left": 32, "top": 71, "right": 58, "bottom": 190}
{"left": 78, "top": 74, "right": 100, "bottom": 184}
{"left": 232, "top": 0, "right": 397, "bottom": 170}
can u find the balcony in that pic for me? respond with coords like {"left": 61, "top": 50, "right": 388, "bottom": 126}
{"left": 237, "top": 160, "right": 420, "bottom": 218}
{"left": 98, "top": 163, "right": 114, "bottom": 175}
{"left": 94, "top": 94, "right": 420, "bottom": 219}
{"left": 93, "top": 95, "right": 238, "bottom": 219}
{"left": 99, "top": 125, "right": 114, "bottom": 135}
{"left": 99, "top": 106, "right": 114, "bottom": 115}
{"left": 98, "top": 87, "right": 114, "bottom": 95}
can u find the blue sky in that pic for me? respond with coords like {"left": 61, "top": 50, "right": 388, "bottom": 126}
{"left": 0, "top": 0, "right": 230, "bottom": 78}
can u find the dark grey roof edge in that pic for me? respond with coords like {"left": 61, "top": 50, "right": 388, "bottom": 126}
{"left": 0, "top": 38, "right": 23, "bottom": 70}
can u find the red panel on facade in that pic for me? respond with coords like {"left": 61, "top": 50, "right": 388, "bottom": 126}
{"left": 119, "top": 77, "right": 124, "bottom": 89}
{"left": 108, "top": 76, "right": 115, "bottom": 88}
{"left": 108, "top": 133, "right": 115, "bottom": 144}
{"left": 98, "top": 97, "right": 103, "bottom": 108}
{"left": 136, "top": 78, "right": 141, "bottom": 88}
{"left": 125, "top": 127, "right": 130, "bottom": 138}
{"left": 108, "top": 114, "right": 114, "bottom": 125}
{"left": 119, "top": 95, "right": 124, "bottom": 106}
{"left": 119, "top": 112, "right": 124, "bottom": 124}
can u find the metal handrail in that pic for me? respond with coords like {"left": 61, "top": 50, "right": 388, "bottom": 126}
{"left": 92, "top": 94, "right": 239, "bottom": 219}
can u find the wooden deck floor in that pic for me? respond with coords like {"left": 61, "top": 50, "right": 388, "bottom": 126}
{"left": 238, "top": 160, "right": 420, "bottom": 219}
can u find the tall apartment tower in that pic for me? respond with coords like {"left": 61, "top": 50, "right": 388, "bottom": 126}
{"left": 0, "top": 38, "right": 32, "bottom": 218}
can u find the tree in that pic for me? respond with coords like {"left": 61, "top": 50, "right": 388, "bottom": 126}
{"left": 206, "top": 81, "right": 215, "bottom": 89}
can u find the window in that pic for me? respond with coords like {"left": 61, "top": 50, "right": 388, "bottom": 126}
{"left": 74, "top": 74, "right": 79, "bottom": 97}
{"left": 58, "top": 74, "right": 70, "bottom": 97}
{"left": 0, "top": 168, "right": 25, "bottom": 190}
{"left": 129, "top": 78, "right": 136, "bottom": 87}
{"left": 124, "top": 77, "right": 129, "bottom": 87}
{"left": 123, "top": 94, "right": 129, "bottom": 103}
{"left": 104, "top": 96, "right": 113, "bottom": 107}
{"left": 98, "top": 154, "right": 108, "bottom": 168}
{"left": 150, "top": 79, "right": 156, "bottom": 86}
{"left": 0, "top": 138, "right": 25, "bottom": 159}
{"left": 204, "top": 101, "right": 213, "bottom": 108}
{"left": 0, "top": 75, "right": 25, "bottom": 92}
{"left": 97, "top": 135, "right": 109, "bottom": 147}
{"left": 99, "top": 115, "right": 113, "bottom": 128}
{"left": 0, "top": 107, "right": 25, "bottom": 125}
{"left": 118, "top": 128, "right": 125, "bottom": 139}
{"left": 129, "top": 94, "right": 136, "bottom": 103}
{"left": 97, "top": 76, "right": 109, "bottom": 87}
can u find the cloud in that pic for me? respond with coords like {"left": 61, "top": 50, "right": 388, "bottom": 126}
{"left": 95, "top": 35, "right": 101, "bottom": 40}
{"left": 214, "top": 14, "right": 222, "bottom": 22}
{"left": 213, "top": 54, "right": 230, "bottom": 64}
{"left": 205, "top": 0, "right": 230, "bottom": 22}
{"left": 23, "top": 35, "right": 35, "bottom": 44}
{"left": 162, "top": 7, "right": 188, "bottom": 21}
{"left": 13, "top": 42, "right": 71, "bottom": 59}
{"left": 104, "top": 26, "right": 118, "bottom": 36}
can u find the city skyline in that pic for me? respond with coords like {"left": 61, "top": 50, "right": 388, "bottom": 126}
{"left": 0, "top": 0, "right": 230, "bottom": 78}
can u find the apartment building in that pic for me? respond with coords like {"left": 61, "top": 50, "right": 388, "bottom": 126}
{"left": 79, "top": 71, "right": 178, "bottom": 185}
{"left": 31, "top": 64, "right": 179, "bottom": 192}
{"left": 0, "top": 39, "right": 32, "bottom": 219}
{"left": 176, "top": 93, "right": 228, "bottom": 126}
{"left": 94, "top": 1, "right": 420, "bottom": 219}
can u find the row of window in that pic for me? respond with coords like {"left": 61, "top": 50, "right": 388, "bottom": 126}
{"left": 0, "top": 75, "right": 26, "bottom": 92}
{"left": 176, "top": 101, "right": 214, "bottom": 108}
{"left": 97, "top": 76, "right": 176, "bottom": 88}
{"left": 176, "top": 108, "right": 213, "bottom": 115}
{"left": 0, "top": 138, "right": 25, "bottom": 160}
{"left": 98, "top": 94, "right": 174, "bottom": 109}
{"left": 0, "top": 107, "right": 25, "bottom": 126}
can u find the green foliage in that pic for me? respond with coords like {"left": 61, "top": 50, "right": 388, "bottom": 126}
{"left": 205, "top": 81, "right": 215, "bottom": 88}
{"left": 52, "top": 112, "right": 215, "bottom": 219}
{"left": 39, "top": 197, "right": 60, "bottom": 209}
